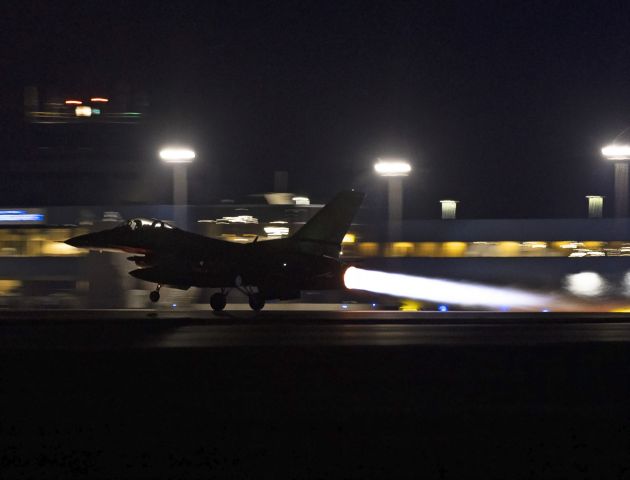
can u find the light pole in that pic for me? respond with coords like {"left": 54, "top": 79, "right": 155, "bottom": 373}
{"left": 374, "top": 158, "right": 411, "bottom": 240}
{"left": 601, "top": 144, "right": 630, "bottom": 218}
{"left": 159, "top": 146, "right": 196, "bottom": 229}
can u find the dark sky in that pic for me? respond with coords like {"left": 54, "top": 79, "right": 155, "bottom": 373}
{"left": 4, "top": 1, "right": 630, "bottom": 218}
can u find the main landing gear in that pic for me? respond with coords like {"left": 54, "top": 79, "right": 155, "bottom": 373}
{"left": 210, "top": 291, "right": 227, "bottom": 312}
{"left": 148, "top": 281, "right": 265, "bottom": 312}
{"left": 248, "top": 293, "right": 265, "bottom": 312}
{"left": 209, "top": 280, "right": 266, "bottom": 312}
{"left": 210, "top": 289, "right": 265, "bottom": 312}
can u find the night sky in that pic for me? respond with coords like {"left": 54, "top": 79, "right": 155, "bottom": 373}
{"left": 4, "top": 1, "right": 630, "bottom": 219}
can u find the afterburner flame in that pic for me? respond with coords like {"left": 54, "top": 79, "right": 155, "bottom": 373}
{"left": 344, "top": 267, "right": 555, "bottom": 310}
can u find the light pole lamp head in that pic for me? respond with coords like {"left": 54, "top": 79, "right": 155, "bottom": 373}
{"left": 159, "top": 147, "right": 196, "bottom": 164}
{"left": 374, "top": 158, "right": 411, "bottom": 177}
{"left": 440, "top": 199, "right": 459, "bottom": 219}
{"left": 602, "top": 144, "right": 630, "bottom": 161}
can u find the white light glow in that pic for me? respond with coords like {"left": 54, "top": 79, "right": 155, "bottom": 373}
{"left": 523, "top": 242, "right": 547, "bottom": 249}
{"left": 75, "top": 106, "right": 92, "bottom": 117}
{"left": 90, "top": 97, "right": 109, "bottom": 102}
{"left": 374, "top": 159, "right": 411, "bottom": 176}
{"left": 159, "top": 147, "right": 196, "bottom": 163}
{"left": 602, "top": 144, "right": 630, "bottom": 160}
{"left": 292, "top": 196, "right": 310, "bottom": 205}
{"left": 344, "top": 267, "right": 554, "bottom": 309}
{"left": 564, "top": 271, "right": 607, "bottom": 297}
{"left": 264, "top": 226, "right": 290, "bottom": 236}
{"left": 214, "top": 215, "right": 258, "bottom": 224}
{"left": 65, "top": 99, "right": 82, "bottom": 105}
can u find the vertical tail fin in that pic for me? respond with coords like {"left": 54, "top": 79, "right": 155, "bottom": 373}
{"left": 291, "top": 191, "right": 365, "bottom": 256}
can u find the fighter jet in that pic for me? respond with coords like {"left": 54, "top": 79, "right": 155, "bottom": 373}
{"left": 65, "top": 191, "right": 364, "bottom": 311}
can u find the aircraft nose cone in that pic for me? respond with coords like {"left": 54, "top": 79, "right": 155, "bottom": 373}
{"left": 65, "top": 233, "right": 91, "bottom": 248}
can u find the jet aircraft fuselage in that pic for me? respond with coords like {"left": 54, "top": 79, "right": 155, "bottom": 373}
{"left": 65, "top": 191, "right": 364, "bottom": 310}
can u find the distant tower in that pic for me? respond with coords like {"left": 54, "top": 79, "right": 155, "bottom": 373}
{"left": 440, "top": 200, "right": 459, "bottom": 220}
{"left": 586, "top": 196, "right": 604, "bottom": 218}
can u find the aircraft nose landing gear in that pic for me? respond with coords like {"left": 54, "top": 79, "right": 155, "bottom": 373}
{"left": 149, "top": 285, "right": 161, "bottom": 303}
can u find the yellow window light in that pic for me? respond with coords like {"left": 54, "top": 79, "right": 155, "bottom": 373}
{"left": 415, "top": 242, "right": 439, "bottom": 257}
{"left": 496, "top": 242, "right": 521, "bottom": 257}
{"left": 441, "top": 242, "right": 468, "bottom": 257}
{"left": 342, "top": 233, "right": 356, "bottom": 244}
{"left": 388, "top": 242, "right": 415, "bottom": 257}
{"left": 357, "top": 242, "right": 379, "bottom": 257}
{"left": 583, "top": 241, "right": 604, "bottom": 250}
{"left": 0, "top": 280, "right": 21, "bottom": 295}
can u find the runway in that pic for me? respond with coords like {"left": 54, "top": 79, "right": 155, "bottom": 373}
{"left": 3, "top": 309, "right": 630, "bottom": 478}
{"left": 1, "top": 309, "right": 630, "bottom": 349}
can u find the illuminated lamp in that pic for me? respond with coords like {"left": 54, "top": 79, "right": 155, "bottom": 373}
{"left": 374, "top": 159, "right": 411, "bottom": 177}
{"left": 374, "top": 157, "right": 412, "bottom": 241}
{"left": 602, "top": 143, "right": 630, "bottom": 217}
{"left": 159, "top": 146, "right": 196, "bottom": 229}
{"left": 440, "top": 200, "right": 459, "bottom": 219}
{"left": 65, "top": 99, "right": 82, "bottom": 105}
{"left": 159, "top": 147, "right": 196, "bottom": 163}
{"left": 90, "top": 97, "right": 109, "bottom": 102}
{"left": 602, "top": 144, "right": 630, "bottom": 161}
{"left": 585, "top": 195, "right": 603, "bottom": 218}
{"left": 75, "top": 106, "right": 92, "bottom": 117}
{"left": 292, "top": 196, "right": 310, "bottom": 205}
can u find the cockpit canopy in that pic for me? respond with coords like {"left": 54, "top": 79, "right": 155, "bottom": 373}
{"left": 126, "top": 218, "right": 175, "bottom": 231}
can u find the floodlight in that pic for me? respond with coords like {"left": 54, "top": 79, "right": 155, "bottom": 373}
{"left": 602, "top": 144, "right": 630, "bottom": 161}
{"left": 159, "top": 147, "right": 196, "bottom": 163}
{"left": 374, "top": 159, "right": 411, "bottom": 176}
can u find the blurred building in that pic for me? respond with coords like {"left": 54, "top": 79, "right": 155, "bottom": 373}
{"left": 0, "top": 85, "right": 152, "bottom": 206}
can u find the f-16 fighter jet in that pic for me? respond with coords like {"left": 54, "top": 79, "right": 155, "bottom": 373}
{"left": 66, "top": 191, "right": 364, "bottom": 311}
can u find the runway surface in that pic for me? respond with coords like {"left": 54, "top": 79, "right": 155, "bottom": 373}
{"left": 2, "top": 309, "right": 630, "bottom": 349}
{"left": 2, "top": 309, "right": 630, "bottom": 478}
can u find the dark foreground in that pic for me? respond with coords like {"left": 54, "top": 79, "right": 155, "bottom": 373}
{"left": 1, "top": 311, "right": 630, "bottom": 478}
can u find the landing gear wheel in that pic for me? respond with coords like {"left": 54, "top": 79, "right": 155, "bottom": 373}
{"left": 210, "top": 293, "right": 227, "bottom": 312}
{"left": 248, "top": 293, "right": 265, "bottom": 312}
{"left": 149, "top": 290, "right": 160, "bottom": 303}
